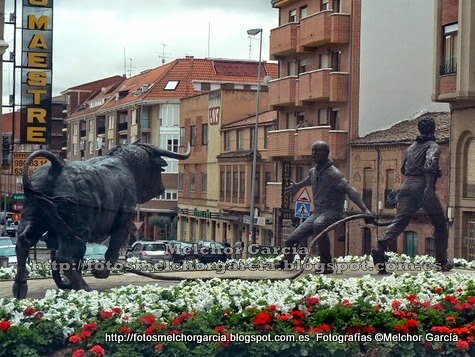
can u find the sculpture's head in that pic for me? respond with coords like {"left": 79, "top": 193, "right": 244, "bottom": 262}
{"left": 311, "top": 140, "right": 329, "bottom": 164}
{"left": 418, "top": 116, "right": 436, "bottom": 135}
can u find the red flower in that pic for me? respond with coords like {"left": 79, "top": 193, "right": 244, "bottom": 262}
{"left": 290, "top": 310, "right": 304, "bottom": 319}
{"left": 294, "top": 326, "right": 305, "bottom": 333}
{"left": 214, "top": 325, "right": 226, "bottom": 334}
{"left": 309, "top": 323, "right": 332, "bottom": 333}
{"left": 119, "top": 326, "right": 131, "bottom": 335}
{"left": 292, "top": 319, "right": 303, "bottom": 326}
{"left": 72, "top": 349, "right": 85, "bottom": 357}
{"left": 268, "top": 304, "right": 277, "bottom": 311}
{"left": 455, "top": 303, "right": 471, "bottom": 311}
{"left": 431, "top": 326, "right": 451, "bottom": 334}
{"left": 83, "top": 322, "right": 98, "bottom": 331}
{"left": 467, "top": 297, "right": 475, "bottom": 304}
{"left": 456, "top": 340, "right": 469, "bottom": 350}
{"left": 277, "top": 314, "right": 291, "bottom": 322}
{"left": 78, "top": 330, "right": 91, "bottom": 339}
{"left": 100, "top": 310, "right": 113, "bottom": 319}
{"left": 434, "top": 287, "right": 443, "bottom": 294}
{"left": 68, "top": 335, "right": 81, "bottom": 343}
{"left": 0, "top": 320, "right": 11, "bottom": 331}
{"left": 169, "top": 329, "right": 180, "bottom": 335}
{"left": 145, "top": 325, "right": 156, "bottom": 335}
{"left": 391, "top": 300, "right": 402, "bottom": 309}
{"left": 89, "top": 345, "right": 106, "bottom": 357}
{"left": 452, "top": 327, "right": 470, "bottom": 336}
{"left": 405, "top": 294, "right": 417, "bottom": 303}
{"left": 341, "top": 299, "right": 352, "bottom": 306}
{"left": 393, "top": 310, "right": 406, "bottom": 318}
{"left": 363, "top": 325, "right": 376, "bottom": 334}
{"left": 112, "top": 307, "right": 122, "bottom": 315}
{"left": 122, "top": 315, "right": 129, "bottom": 321}
{"left": 138, "top": 314, "right": 156, "bottom": 326}
{"left": 172, "top": 312, "right": 193, "bottom": 326}
{"left": 394, "top": 324, "right": 409, "bottom": 334}
{"left": 23, "top": 306, "right": 37, "bottom": 316}
{"left": 432, "top": 303, "right": 444, "bottom": 311}
{"left": 406, "top": 319, "right": 418, "bottom": 329}
{"left": 158, "top": 322, "right": 167, "bottom": 330}
{"left": 307, "top": 297, "right": 320, "bottom": 305}
{"left": 155, "top": 343, "right": 164, "bottom": 351}
{"left": 254, "top": 312, "right": 272, "bottom": 326}
{"left": 445, "top": 316, "right": 456, "bottom": 324}
{"left": 444, "top": 295, "right": 459, "bottom": 304}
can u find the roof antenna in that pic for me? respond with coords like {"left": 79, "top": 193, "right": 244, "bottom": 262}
{"left": 159, "top": 43, "right": 169, "bottom": 65}
{"left": 123, "top": 47, "right": 127, "bottom": 77}
{"left": 207, "top": 21, "right": 210, "bottom": 57}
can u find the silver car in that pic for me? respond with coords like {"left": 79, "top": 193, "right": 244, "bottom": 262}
{"left": 125, "top": 241, "right": 173, "bottom": 262}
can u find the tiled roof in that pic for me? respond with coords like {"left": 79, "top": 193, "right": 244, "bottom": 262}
{"left": 61, "top": 75, "right": 125, "bottom": 93}
{"left": 352, "top": 112, "right": 450, "bottom": 145}
{"left": 221, "top": 110, "right": 277, "bottom": 130}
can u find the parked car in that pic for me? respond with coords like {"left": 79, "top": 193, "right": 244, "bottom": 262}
{"left": 0, "top": 212, "right": 13, "bottom": 225}
{"left": 168, "top": 241, "right": 198, "bottom": 263}
{"left": 125, "top": 240, "right": 173, "bottom": 263}
{"left": 0, "top": 236, "right": 14, "bottom": 247}
{"left": 196, "top": 240, "right": 231, "bottom": 263}
{"left": 83, "top": 243, "right": 108, "bottom": 260}
{"left": 0, "top": 245, "right": 17, "bottom": 266}
{"left": 3, "top": 219, "right": 18, "bottom": 238}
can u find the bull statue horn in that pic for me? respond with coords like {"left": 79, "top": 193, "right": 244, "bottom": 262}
{"left": 154, "top": 143, "right": 191, "bottom": 160}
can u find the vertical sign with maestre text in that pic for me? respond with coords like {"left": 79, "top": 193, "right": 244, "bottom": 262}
{"left": 20, "top": 0, "right": 53, "bottom": 144}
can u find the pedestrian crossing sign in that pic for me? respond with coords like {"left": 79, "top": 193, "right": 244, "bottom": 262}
{"left": 295, "top": 201, "right": 311, "bottom": 219}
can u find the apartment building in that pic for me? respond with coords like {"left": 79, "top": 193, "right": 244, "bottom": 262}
{"left": 432, "top": 0, "right": 475, "bottom": 260}
{"left": 177, "top": 87, "right": 277, "bottom": 245}
{"left": 349, "top": 112, "right": 450, "bottom": 258}
{"left": 64, "top": 58, "right": 277, "bottom": 240}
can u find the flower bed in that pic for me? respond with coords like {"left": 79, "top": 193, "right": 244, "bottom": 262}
{"left": 1, "top": 270, "right": 475, "bottom": 356}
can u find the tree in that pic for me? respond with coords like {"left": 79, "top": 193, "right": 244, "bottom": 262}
{"left": 148, "top": 215, "right": 172, "bottom": 239}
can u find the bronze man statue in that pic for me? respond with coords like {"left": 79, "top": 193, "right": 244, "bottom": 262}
{"left": 372, "top": 116, "right": 452, "bottom": 274}
{"left": 276, "top": 140, "right": 374, "bottom": 273}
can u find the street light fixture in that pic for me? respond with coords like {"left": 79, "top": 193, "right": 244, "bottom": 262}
{"left": 247, "top": 28, "right": 263, "bottom": 248}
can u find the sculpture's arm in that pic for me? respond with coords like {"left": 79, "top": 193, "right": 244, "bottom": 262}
{"left": 285, "top": 175, "right": 311, "bottom": 198}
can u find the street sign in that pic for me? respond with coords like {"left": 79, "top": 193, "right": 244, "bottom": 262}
{"left": 133, "top": 221, "right": 144, "bottom": 230}
{"left": 12, "top": 152, "right": 49, "bottom": 176}
{"left": 11, "top": 193, "right": 25, "bottom": 202}
{"left": 296, "top": 188, "right": 311, "bottom": 202}
{"left": 295, "top": 200, "right": 312, "bottom": 219}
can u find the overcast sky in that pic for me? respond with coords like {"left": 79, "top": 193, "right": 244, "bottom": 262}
{"left": 2, "top": 0, "right": 277, "bottom": 103}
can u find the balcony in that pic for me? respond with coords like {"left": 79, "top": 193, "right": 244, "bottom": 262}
{"left": 299, "top": 11, "right": 350, "bottom": 49}
{"left": 267, "top": 129, "right": 296, "bottom": 158}
{"left": 266, "top": 182, "right": 282, "bottom": 210}
{"left": 118, "top": 122, "right": 128, "bottom": 132}
{"left": 297, "top": 69, "right": 330, "bottom": 103}
{"left": 329, "top": 72, "right": 349, "bottom": 102}
{"left": 269, "top": 76, "right": 297, "bottom": 108}
{"left": 294, "top": 126, "right": 348, "bottom": 160}
{"left": 270, "top": 22, "right": 298, "bottom": 59}
{"left": 80, "top": 129, "right": 86, "bottom": 138}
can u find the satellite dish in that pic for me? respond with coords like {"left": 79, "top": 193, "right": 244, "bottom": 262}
{"left": 263, "top": 75, "right": 272, "bottom": 85}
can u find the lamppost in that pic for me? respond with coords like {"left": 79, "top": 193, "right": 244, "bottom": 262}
{"left": 247, "top": 28, "right": 263, "bottom": 247}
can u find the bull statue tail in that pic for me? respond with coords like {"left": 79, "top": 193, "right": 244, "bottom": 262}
{"left": 23, "top": 150, "right": 65, "bottom": 193}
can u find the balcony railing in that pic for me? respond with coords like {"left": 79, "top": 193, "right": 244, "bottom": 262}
{"left": 299, "top": 11, "right": 331, "bottom": 48}
{"left": 362, "top": 189, "right": 372, "bottom": 211}
{"left": 268, "top": 76, "right": 297, "bottom": 108}
{"left": 466, "top": 183, "right": 475, "bottom": 198}
{"left": 297, "top": 69, "right": 330, "bottom": 103}
{"left": 267, "top": 129, "right": 296, "bottom": 158}
{"left": 440, "top": 62, "right": 457, "bottom": 75}
{"left": 270, "top": 22, "right": 298, "bottom": 59}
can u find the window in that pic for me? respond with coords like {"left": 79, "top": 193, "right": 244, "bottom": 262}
{"left": 441, "top": 23, "right": 458, "bottom": 75}
{"left": 264, "top": 126, "right": 270, "bottom": 149}
{"left": 232, "top": 166, "right": 238, "bottom": 203}
{"left": 178, "top": 173, "right": 183, "bottom": 191}
{"left": 201, "top": 173, "right": 207, "bottom": 193}
{"left": 164, "top": 80, "right": 179, "bottom": 90}
{"left": 298, "top": 59, "right": 307, "bottom": 74}
{"left": 237, "top": 129, "right": 244, "bottom": 150}
{"left": 140, "top": 107, "right": 150, "bottom": 128}
{"left": 202, "top": 124, "right": 208, "bottom": 145}
{"left": 250, "top": 127, "right": 255, "bottom": 150}
{"left": 287, "top": 60, "right": 297, "bottom": 76}
{"left": 190, "top": 125, "right": 196, "bottom": 146}
{"left": 167, "top": 139, "right": 179, "bottom": 153}
{"left": 239, "top": 170, "right": 245, "bottom": 202}
{"left": 224, "top": 131, "right": 231, "bottom": 150}
{"left": 286, "top": 112, "right": 296, "bottom": 129}
{"left": 180, "top": 127, "right": 185, "bottom": 147}
{"left": 220, "top": 170, "right": 225, "bottom": 200}
{"left": 190, "top": 172, "right": 195, "bottom": 192}
{"left": 384, "top": 169, "right": 396, "bottom": 207}
{"left": 318, "top": 109, "right": 328, "bottom": 125}
{"left": 289, "top": 9, "right": 297, "bottom": 22}
{"left": 330, "top": 109, "right": 339, "bottom": 130}
{"left": 321, "top": 0, "right": 330, "bottom": 11}
{"left": 425, "top": 237, "right": 435, "bottom": 257}
{"left": 319, "top": 53, "right": 329, "bottom": 69}
{"left": 225, "top": 170, "right": 231, "bottom": 200}
{"left": 141, "top": 132, "right": 150, "bottom": 143}
{"left": 254, "top": 171, "right": 260, "bottom": 201}
{"left": 465, "top": 139, "right": 475, "bottom": 198}
{"left": 363, "top": 168, "right": 373, "bottom": 211}
{"left": 300, "top": 5, "right": 308, "bottom": 19}
{"left": 333, "top": 0, "right": 341, "bottom": 12}
{"left": 404, "top": 232, "right": 418, "bottom": 257}
{"left": 296, "top": 166, "right": 305, "bottom": 182}
{"left": 331, "top": 50, "right": 341, "bottom": 72}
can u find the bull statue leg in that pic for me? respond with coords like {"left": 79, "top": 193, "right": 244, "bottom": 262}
{"left": 13, "top": 223, "right": 42, "bottom": 299}
{"left": 55, "top": 238, "right": 91, "bottom": 291}
{"left": 92, "top": 217, "right": 132, "bottom": 279}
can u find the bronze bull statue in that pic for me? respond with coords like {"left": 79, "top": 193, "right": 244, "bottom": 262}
{"left": 13, "top": 141, "right": 190, "bottom": 299}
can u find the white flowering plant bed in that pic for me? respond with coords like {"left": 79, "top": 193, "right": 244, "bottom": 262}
{"left": 0, "top": 268, "right": 475, "bottom": 356}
